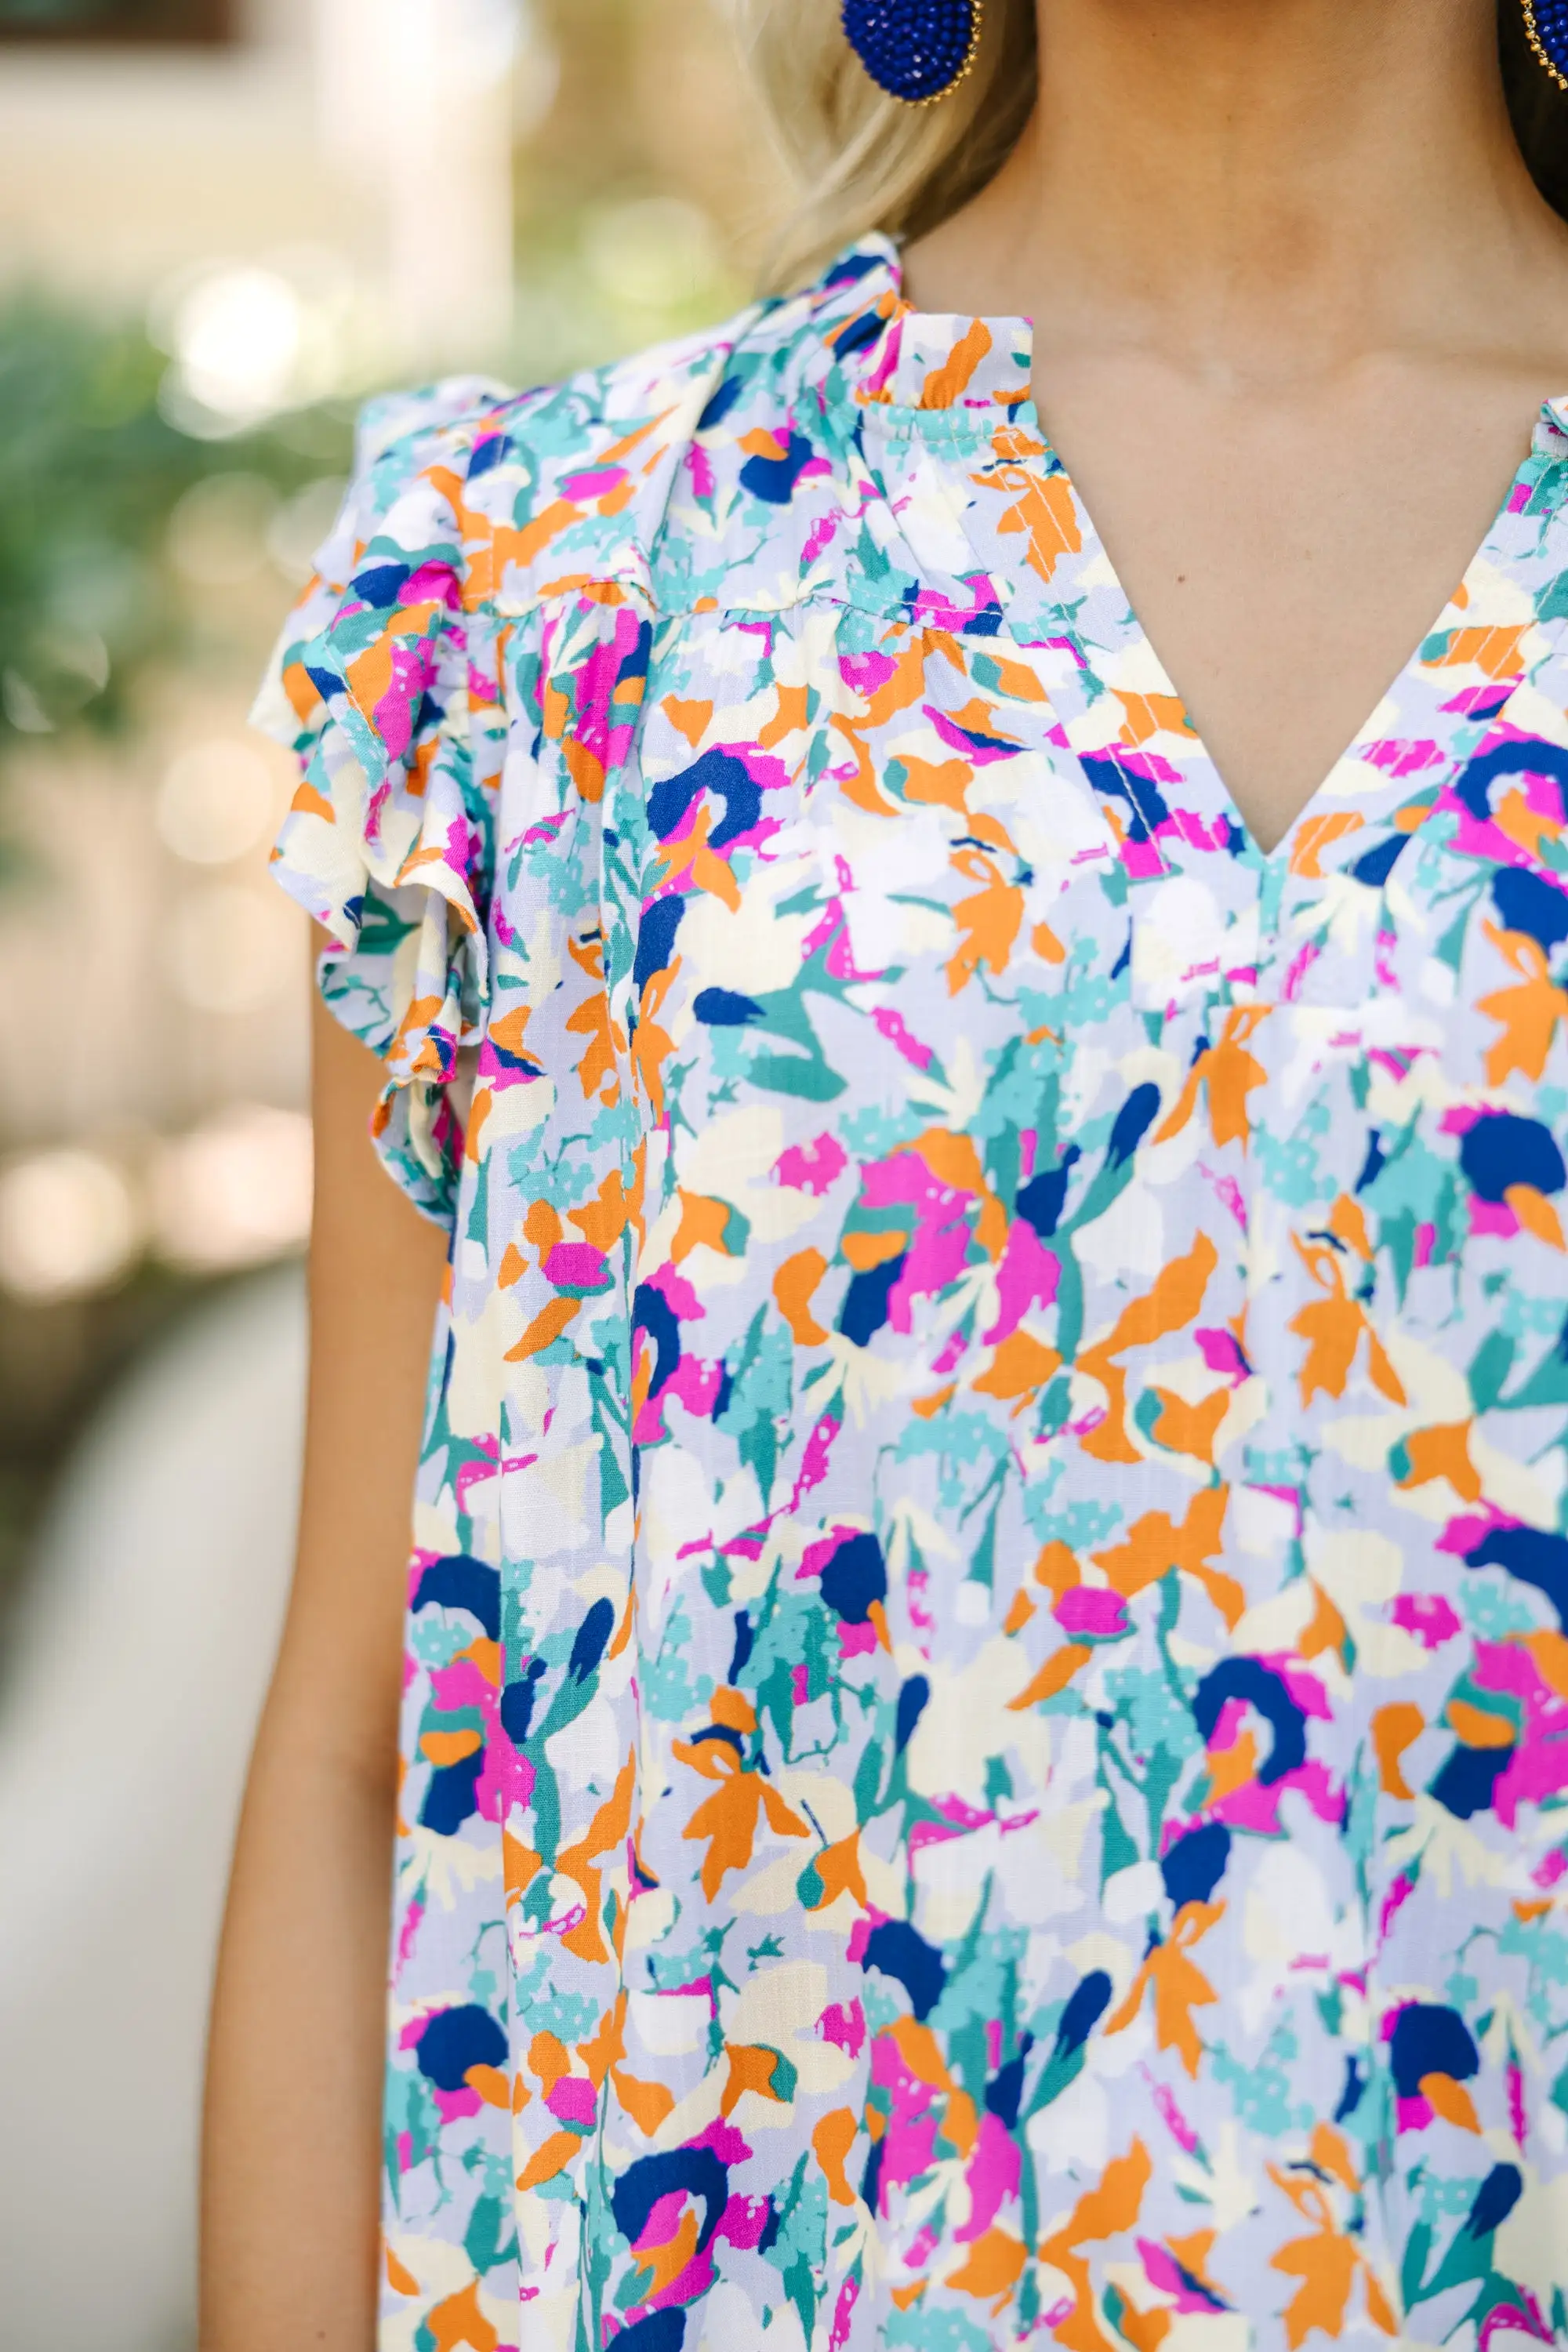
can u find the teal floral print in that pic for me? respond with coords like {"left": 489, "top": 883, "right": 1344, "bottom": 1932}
{"left": 255, "top": 238, "right": 1568, "bottom": 2352}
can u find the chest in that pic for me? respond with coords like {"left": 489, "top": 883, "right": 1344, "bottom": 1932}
{"left": 1029, "top": 359, "right": 1568, "bottom": 855}
{"left": 480, "top": 586, "right": 1568, "bottom": 1639}
{"left": 590, "top": 604, "right": 1568, "bottom": 1155}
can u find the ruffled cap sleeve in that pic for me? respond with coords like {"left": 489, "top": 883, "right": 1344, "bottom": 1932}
{"left": 252, "top": 378, "right": 510, "bottom": 1226}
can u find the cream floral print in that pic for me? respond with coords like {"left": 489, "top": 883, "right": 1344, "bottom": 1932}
{"left": 255, "top": 238, "right": 1568, "bottom": 2352}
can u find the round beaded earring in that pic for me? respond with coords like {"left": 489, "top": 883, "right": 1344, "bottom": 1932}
{"left": 1524, "top": 0, "right": 1568, "bottom": 89}
{"left": 840, "top": 0, "right": 984, "bottom": 105}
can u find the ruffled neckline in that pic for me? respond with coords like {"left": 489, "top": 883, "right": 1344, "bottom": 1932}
{"left": 811, "top": 232, "right": 1568, "bottom": 891}
{"left": 815, "top": 231, "right": 1568, "bottom": 445}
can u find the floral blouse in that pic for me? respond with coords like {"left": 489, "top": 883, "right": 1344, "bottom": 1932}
{"left": 256, "top": 238, "right": 1568, "bottom": 2352}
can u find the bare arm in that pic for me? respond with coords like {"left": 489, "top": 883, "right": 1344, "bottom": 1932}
{"left": 201, "top": 950, "right": 449, "bottom": 2350}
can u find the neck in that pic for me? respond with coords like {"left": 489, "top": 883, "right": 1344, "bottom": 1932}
{"left": 907, "top": 0, "right": 1564, "bottom": 380}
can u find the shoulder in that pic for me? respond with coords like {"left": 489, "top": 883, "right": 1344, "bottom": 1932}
{"left": 449, "top": 238, "right": 902, "bottom": 612}
{"left": 256, "top": 234, "right": 902, "bottom": 750}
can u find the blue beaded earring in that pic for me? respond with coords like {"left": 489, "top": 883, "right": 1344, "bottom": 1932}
{"left": 841, "top": 0, "right": 984, "bottom": 106}
{"left": 1524, "top": 0, "right": 1568, "bottom": 89}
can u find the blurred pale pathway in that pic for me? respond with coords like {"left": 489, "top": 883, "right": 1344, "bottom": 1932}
{"left": 0, "top": 1266, "right": 305, "bottom": 2352}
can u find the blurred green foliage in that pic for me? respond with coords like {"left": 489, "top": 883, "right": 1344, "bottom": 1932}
{"left": 0, "top": 0, "right": 227, "bottom": 36}
{"left": 0, "top": 291, "right": 347, "bottom": 811}
{"left": 0, "top": 297, "right": 350, "bottom": 1649}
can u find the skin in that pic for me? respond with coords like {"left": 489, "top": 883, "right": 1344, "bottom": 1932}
{"left": 201, "top": 964, "right": 448, "bottom": 2348}
{"left": 201, "top": 4, "right": 1568, "bottom": 2341}
{"left": 906, "top": 0, "right": 1568, "bottom": 852}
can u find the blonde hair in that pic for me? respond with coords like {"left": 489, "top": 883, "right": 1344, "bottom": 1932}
{"left": 729, "top": 0, "right": 1039, "bottom": 293}
{"left": 734, "top": 2, "right": 1568, "bottom": 291}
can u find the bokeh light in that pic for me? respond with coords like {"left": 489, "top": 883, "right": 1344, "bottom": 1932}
{"left": 156, "top": 739, "right": 280, "bottom": 866}
{"left": 160, "top": 263, "right": 304, "bottom": 433}
{"left": 2, "top": 619, "right": 111, "bottom": 735}
{"left": 0, "top": 1149, "right": 143, "bottom": 1302}
{"left": 154, "top": 1105, "right": 313, "bottom": 1272}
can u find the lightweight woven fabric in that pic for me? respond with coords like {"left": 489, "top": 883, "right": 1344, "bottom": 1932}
{"left": 255, "top": 237, "right": 1568, "bottom": 2352}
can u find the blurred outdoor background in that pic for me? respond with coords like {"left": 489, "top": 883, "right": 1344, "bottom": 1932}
{"left": 0, "top": 5, "right": 786, "bottom": 2343}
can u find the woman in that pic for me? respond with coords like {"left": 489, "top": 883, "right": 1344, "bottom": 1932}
{"left": 203, "top": 2, "right": 1568, "bottom": 2344}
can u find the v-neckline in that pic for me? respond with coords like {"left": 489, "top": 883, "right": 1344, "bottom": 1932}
{"left": 1000, "top": 386, "right": 1568, "bottom": 876}
{"left": 848, "top": 242, "right": 1568, "bottom": 881}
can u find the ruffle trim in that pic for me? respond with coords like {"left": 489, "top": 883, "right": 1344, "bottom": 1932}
{"left": 252, "top": 379, "right": 511, "bottom": 1225}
